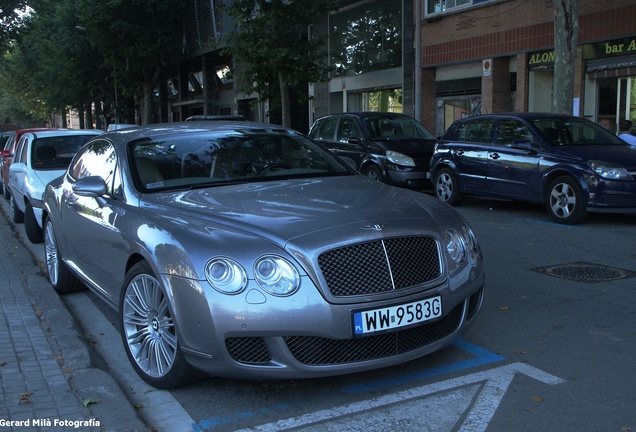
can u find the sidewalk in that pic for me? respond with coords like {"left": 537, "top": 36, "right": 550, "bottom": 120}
{"left": 0, "top": 207, "right": 148, "bottom": 432}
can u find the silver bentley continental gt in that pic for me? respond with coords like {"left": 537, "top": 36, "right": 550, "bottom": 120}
{"left": 42, "top": 121, "right": 485, "bottom": 389}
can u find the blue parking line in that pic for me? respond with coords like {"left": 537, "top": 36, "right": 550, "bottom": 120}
{"left": 513, "top": 217, "right": 582, "bottom": 228}
{"left": 341, "top": 339, "right": 505, "bottom": 394}
{"left": 191, "top": 339, "right": 503, "bottom": 430}
{"left": 192, "top": 403, "right": 291, "bottom": 431}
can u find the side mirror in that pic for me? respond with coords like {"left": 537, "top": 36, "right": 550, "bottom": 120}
{"left": 72, "top": 175, "right": 109, "bottom": 207}
{"left": 339, "top": 156, "right": 359, "bottom": 171}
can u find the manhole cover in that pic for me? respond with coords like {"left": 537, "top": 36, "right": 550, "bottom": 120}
{"left": 531, "top": 261, "right": 636, "bottom": 284}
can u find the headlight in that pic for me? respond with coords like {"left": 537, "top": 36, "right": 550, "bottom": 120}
{"left": 588, "top": 160, "right": 632, "bottom": 180}
{"left": 445, "top": 228, "right": 467, "bottom": 264}
{"left": 254, "top": 255, "right": 300, "bottom": 296}
{"left": 386, "top": 150, "right": 415, "bottom": 167}
{"left": 205, "top": 257, "right": 247, "bottom": 294}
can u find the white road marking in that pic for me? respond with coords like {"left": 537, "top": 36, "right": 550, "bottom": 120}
{"left": 233, "top": 363, "right": 565, "bottom": 432}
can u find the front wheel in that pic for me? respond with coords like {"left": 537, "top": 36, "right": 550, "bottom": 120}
{"left": 120, "top": 261, "right": 197, "bottom": 389}
{"left": 362, "top": 165, "right": 384, "bottom": 182}
{"left": 434, "top": 168, "right": 463, "bottom": 206}
{"left": 545, "top": 176, "right": 586, "bottom": 224}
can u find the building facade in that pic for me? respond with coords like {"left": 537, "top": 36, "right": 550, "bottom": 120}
{"left": 158, "top": 1, "right": 636, "bottom": 136}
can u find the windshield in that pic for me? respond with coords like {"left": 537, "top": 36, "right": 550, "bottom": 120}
{"left": 532, "top": 117, "right": 627, "bottom": 146}
{"left": 130, "top": 130, "right": 352, "bottom": 191}
{"left": 362, "top": 115, "right": 436, "bottom": 140}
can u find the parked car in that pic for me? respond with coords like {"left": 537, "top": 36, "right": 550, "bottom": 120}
{"left": 308, "top": 112, "right": 437, "bottom": 189}
{"left": 1, "top": 128, "right": 59, "bottom": 200}
{"left": 430, "top": 113, "right": 636, "bottom": 224}
{"left": 42, "top": 121, "right": 484, "bottom": 389}
{"left": 8, "top": 129, "right": 103, "bottom": 242}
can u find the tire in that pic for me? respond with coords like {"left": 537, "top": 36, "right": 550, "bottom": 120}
{"left": 10, "top": 194, "right": 24, "bottom": 223}
{"left": 44, "top": 217, "right": 83, "bottom": 293}
{"left": 120, "top": 261, "right": 197, "bottom": 389}
{"left": 2, "top": 182, "right": 10, "bottom": 200}
{"left": 25, "top": 202, "right": 44, "bottom": 243}
{"left": 545, "top": 176, "right": 586, "bottom": 224}
{"left": 362, "top": 165, "right": 384, "bottom": 182}
{"left": 434, "top": 168, "right": 463, "bottom": 206}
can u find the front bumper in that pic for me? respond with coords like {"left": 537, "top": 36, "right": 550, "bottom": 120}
{"left": 165, "top": 272, "right": 485, "bottom": 380}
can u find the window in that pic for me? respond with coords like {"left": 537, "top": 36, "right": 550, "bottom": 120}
{"left": 331, "top": 0, "right": 402, "bottom": 76}
{"left": 426, "top": 0, "right": 493, "bottom": 16}
{"left": 494, "top": 120, "right": 533, "bottom": 147}
{"left": 457, "top": 120, "right": 493, "bottom": 144}
{"left": 70, "top": 140, "right": 120, "bottom": 196}
{"left": 314, "top": 116, "right": 338, "bottom": 141}
{"left": 337, "top": 117, "right": 363, "bottom": 143}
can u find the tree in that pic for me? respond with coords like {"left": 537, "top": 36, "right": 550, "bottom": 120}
{"left": 223, "top": 0, "right": 338, "bottom": 127}
{"left": 552, "top": 0, "right": 579, "bottom": 115}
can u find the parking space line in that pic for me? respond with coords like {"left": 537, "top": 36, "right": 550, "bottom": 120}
{"left": 342, "top": 339, "right": 505, "bottom": 394}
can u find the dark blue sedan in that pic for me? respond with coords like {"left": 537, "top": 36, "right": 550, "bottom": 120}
{"left": 429, "top": 113, "right": 636, "bottom": 224}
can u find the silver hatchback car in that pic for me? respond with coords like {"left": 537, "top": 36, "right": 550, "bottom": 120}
{"left": 43, "top": 121, "right": 485, "bottom": 389}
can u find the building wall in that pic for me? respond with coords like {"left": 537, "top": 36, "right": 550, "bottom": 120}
{"left": 418, "top": 0, "right": 636, "bottom": 133}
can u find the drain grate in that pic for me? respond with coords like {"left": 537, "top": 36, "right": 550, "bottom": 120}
{"left": 531, "top": 261, "right": 636, "bottom": 284}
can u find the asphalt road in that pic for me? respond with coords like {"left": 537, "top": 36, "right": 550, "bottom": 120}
{"left": 3, "top": 191, "right": 636, "bottom": 432}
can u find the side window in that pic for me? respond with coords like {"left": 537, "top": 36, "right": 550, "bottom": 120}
{"left": 70, "top": 140, "right": 120, "bottom": 196}
{"left": 337, "top": 116, "right": 362, "bottom": 143}
{"left": 14, "top": 137, "right": 28, "bottom": 163}
{"left": 315, "top": 116, "right": 338, "bottom": 141}
{"left": 462, "top": 120, "right": 494, "bottom": 144}
{"left": 494, "top": 120, "right": 533, "bottom": 147}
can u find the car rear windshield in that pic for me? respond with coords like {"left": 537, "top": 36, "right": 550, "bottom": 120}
{"left": 129, "top": 129, "right": 352, "bottom": 191}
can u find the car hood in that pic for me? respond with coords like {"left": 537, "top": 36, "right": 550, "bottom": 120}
{"left": 551, "top": 144, "right": 636, "bottom": 168}
{"left": 141, "top": 176, "right": 456, "bottom": 249}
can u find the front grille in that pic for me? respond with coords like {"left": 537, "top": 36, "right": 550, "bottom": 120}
{"left": 226, "top": 337, "right": 271, "bottom": 364}
{"left": 318, "top": 236, "right": 441, "bottom": 297}
{"left": 602, "top": 191, "right": 636, "bottom": 205}
{"left": 284, "top": 302, "right": 463, "bottom": 365}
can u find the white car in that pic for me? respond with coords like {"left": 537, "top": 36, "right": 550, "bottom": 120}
{"left": 8, "top": 129, "right": 102, "bottom": 243}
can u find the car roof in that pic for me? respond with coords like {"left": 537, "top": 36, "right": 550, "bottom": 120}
{"left": 25, "top": 129, "right": 103, "bottom": 139}
{"left": 101, "top": 121, "right": 297, "bottom": 143}
{"left": 185, "top": 115, "right": 248, "bottom": 121}
{"left": 317, "top": 112, "right": 413, "bottom": 120}
{"left": 461, "top": 112, "right": 581, "bottom": 121}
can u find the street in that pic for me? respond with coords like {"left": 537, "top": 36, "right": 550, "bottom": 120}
{"left": 2, "top": 193, "right": 636, "bottom": 432}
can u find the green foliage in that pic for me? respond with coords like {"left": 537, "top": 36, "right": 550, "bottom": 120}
{"left": 0, "top": 0, "right": 184, "bottom": 125}
{"left": 223, "top": 0, "right": 338, "bottom": 108}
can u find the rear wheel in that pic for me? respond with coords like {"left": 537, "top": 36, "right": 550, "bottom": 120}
{"left": 120, "top": 261, "right": 197, "bottom": 389}
{"left": 434, "top": 168, "right": 463, "bottom": 206}
{"left": 25, "top": 203, "right": 44, "bottom": 243}
{"left": 44, "top": 217, "right": 83, "bottom": 293}
{"left": 545, "top": 176, "right": 586, "bottom": 224}
{"left": 10, "top": 194, "right": 24, "bottom": 223}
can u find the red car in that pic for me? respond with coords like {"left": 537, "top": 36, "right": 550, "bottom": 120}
{"left": 1, "top": 128, "right": 59, "bottom": 199}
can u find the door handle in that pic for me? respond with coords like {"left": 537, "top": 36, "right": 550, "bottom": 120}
{"left": 454, "top": 150, "right": 464, "bottom": 156}
{"left": 490, "top": 153, "right": 500, "bottom": 160}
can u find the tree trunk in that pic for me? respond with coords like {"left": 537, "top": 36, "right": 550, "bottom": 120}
{"left": 552, "top": 0, "right": 579, "bottom": 115}
{"left": 279, "top": 70, "right": 291, "bottom": 128}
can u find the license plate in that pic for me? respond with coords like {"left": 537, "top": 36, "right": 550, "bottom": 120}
{"left": 353, "top": 296, "right": 442, "bottom": 335}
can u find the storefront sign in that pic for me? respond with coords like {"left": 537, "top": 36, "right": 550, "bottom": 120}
{"left": 528, "top": 50, "right": 555, "bottom": 67}
{"left": 583, "top": 36, "right": 636, "bottom": 59}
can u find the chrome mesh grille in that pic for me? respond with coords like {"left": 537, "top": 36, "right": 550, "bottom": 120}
{"left": 285, "top": 302, "right": 463, "bottom": 365}
{"left": 226, "top": 337, "right": 271, "bottom": 364}
{"left": 318, "top": 236, "right": 441, "bottom": 297}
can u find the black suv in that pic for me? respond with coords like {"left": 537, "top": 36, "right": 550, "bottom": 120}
{"left": 309, "top": 112, "right": 437, "bottom": 189}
